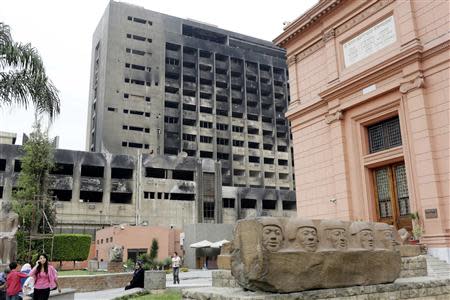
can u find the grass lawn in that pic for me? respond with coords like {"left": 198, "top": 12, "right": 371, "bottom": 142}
{"left": 127, "top": 290, "right": 181, "bottom": 300}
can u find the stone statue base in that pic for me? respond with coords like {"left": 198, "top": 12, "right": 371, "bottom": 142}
{"left": 0, "top": 263, "right": 8, "bottom": 272}
{"left": 182, "top": 277, "right": 450, "bottom": 299}
{"left": 107, "top": 261, "right": 123, "bottom": 273}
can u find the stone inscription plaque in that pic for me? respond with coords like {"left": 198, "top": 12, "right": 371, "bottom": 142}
{"left": 343, "top": 16, "right": 396, "bottom": 67}
{"left": 425, "top": 208, "right": 438, "bottom": 219}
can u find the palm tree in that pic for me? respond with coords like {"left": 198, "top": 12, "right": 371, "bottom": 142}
{"left": 0, "top": 22, "right": 60, "bottom": 118}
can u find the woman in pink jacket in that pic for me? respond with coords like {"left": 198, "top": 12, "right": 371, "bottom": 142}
{"left": 29, "top": 254, "right": 60, "bottom": 300}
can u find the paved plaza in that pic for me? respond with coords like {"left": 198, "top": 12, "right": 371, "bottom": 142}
{"left": 74, "top": 270, "right": 212, "bottom": 300}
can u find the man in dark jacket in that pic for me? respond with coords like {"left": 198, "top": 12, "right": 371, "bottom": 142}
{"left": 125, "top": 261, "right": 144, "bottom": 290}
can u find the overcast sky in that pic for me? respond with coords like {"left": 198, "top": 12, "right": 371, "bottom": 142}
{"left": 0, "top": 0, "right": 317, "bottom": 150}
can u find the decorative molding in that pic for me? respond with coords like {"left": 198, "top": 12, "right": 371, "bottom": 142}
{"left": 322, "top": 29, "right": 336, "bottom": 42}
{"left": 399, "top": 74, "right": 425, "bottom": 94}
{"left": 287, "top": 56, "right": 297, "bottom": 66}
{"left": 335, "top": 0, "right": 394, "bottom": 36}
{"left": 325, "top": 110, "right": 344, "bottom": 124}
{"left": 297, "top": 40, "right": 325, "bottom": 61}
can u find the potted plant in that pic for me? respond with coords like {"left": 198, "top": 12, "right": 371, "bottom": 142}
{"left": 410, "top": 211, "right": 423, "bottom": 244}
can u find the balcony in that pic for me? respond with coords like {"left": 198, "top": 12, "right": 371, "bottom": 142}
{"left": 165, "top": 64, "right": 180, "bottom": 76}
{"left": 278, "top": 165, "right": 289, "bottom": 173}
{"left": 215, "top": 60, "right": 228, "bottom": 71}
{"left": 183, "top": 53, "right": 196, "bottom": 64}
{"left": 216, "top": 73, "right": 228, "bottom": 83}
{"left": 278, "top": 152, "right": 289, "bottom": 160}
{"left": 274, "top": 72, "right": 284, "bottom": 82}
{"left": 80, "top": 177, "right": 103, "bottom": 191}
{"left": 231, "top": 77, "right": 243, "bottom": 86}
{"left": 262, "top": 108, "right": 273, "bottom": 118}
{"left": 164, "top": 135, "right": 180, "bottom": 148}
{"left": 246, "top": 80, "right": 258, "bottom": 90}
{"left": 260, "top": 70, "right": 271, "bottom": 79}
{"left": 164, "top": 123, "right": 180, "bottom": 133}
{"left": 247, "top": 93, "right": 258, "bottom": 103}
{"left": 264, "top": 164, "right": 276, "bottom": 172}
{"left": 183, "top": 67, "right": 196, "bottom": 78}
{"left": 217, "top": 144, "right": 230, "bottom": 153}
{"left": 199, "top": 55, "right": 213, "bottom": 65}
{"left": 183, "top": 82, "right": 196, "bottom": 91}
{"left": 200, "top": 98, "right": 212, "bottom": 108}
{"left": 261, "top": 95, "right": 272, "bottom": 105}
{"left": 264, "top": 178, "right": 277, "bottom": 187}
{"left": 263, "top": 149, "right": 275, "bottom": 157}
{"left": 248, "top": 149, "right": 260, "bottom": 157}
{"left": 232, "top": 160, "right": 245, "bottom": 168}
{"left": 199, "top": 142, "right": 213, "bottom": 152}
{"left": 48, "top": 175, "right": 73, "bottom": 190}
{"left": 166, "top": 49, "right": 180, "bottom": 59}
{"left": 274, "top": 85, "right": 284, "bottom": 95}
{"left": 231, "top": 90, "right": 242, "bottom": 100}
{"left": 216, "top": 101, "right": 229, "bottom": 111}
{"left": 200, "top": 70, "right": 213, "bottom": 81}
{"left": 248, "top": 162, "right": 261, "bottom": 170}
{"left": 183, "top": 95, "right": 196, "bottom": 106}
{"left": 166, "top": 78, "right": 180, "bottom": 88}
{"left": 165, "top": 93, "right": 180, "bottom": 103}
{"left": 233, "top": 175, "right": 246, "bottom": 186}
{"left": 277, "top": 125, "right": 287, "bottom": 133}
{"left": 231, "top": 63, "right": 242, "bottom": 73}
{"left": 182, "top": 141, "right": 197, "bottom": 151}
{"left": 246, "top": 68, "right": 257, "bottom": 77}
{"left": 232, "top": 147, "right": 245, "bottom": 155}
{"left": 183, "top": 110, "right": 197, "bottom": 120}
{"left": 249, "top": 177, "right": 263, "bottom": 187}
{"left": 247, "top": 106, "right": 259, "bottom": 116}
{"left": 247, "top": 134, "right": 260, "bottom": 143}
{"left": 261, "top": 83, "right": 272, "bottom": 95}
{"left": 216, "top": 87, "right": 229, "bottom": 97}
{"left": 111, "top": 179, "right": 133, "bottom": 193}
{"left": 165, "top": 107, "right": 179, "bottom": 117}
{"left": 200, "top": 84, "right": 213, "bottom": 94}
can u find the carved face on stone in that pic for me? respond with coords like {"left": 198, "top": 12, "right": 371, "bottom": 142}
{"left": 262, "top": 225, "right": 283, "bottom": 252}
{"left": 296, "top": 226, "right": 318, "bottom": 252}
{"left": 358, "top": 229, "right": 374, "bottom": 250}
{"left": 326, "top": 228, "right": 347, "bottom": 250}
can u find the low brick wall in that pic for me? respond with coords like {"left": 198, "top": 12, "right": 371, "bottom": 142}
{"left": 59, "top": 272, "right": 133, "bottom": 292}
{"left": 212, "top": 270, "right": 239, "bottom": 288}
{"left": 401, "top": 255, "right": 428, "bottom": 278}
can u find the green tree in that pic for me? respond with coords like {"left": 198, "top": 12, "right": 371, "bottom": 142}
{"left": 150, "top": 238, "right": 159, "bottom": 260}
{"left": 0, "top": 22, "right": 60, "bottom": 118}
{"left": 13, "top": 120, "right": 56, "bottom": 234}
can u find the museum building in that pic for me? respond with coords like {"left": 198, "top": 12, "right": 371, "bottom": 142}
{"left": 274, "top": 0, "right": 449, "bottom": 262}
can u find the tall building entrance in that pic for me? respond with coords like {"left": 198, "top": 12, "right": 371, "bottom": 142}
{"left": 373, "top": 162, "right": 412, "bottom": 230}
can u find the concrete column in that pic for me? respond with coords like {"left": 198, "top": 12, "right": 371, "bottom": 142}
{"left": 3, "top": 159, "right": 14, "bottom": 202}
{"left": 72, "top": 160, "right": 81, "bottom": 203}
{"left": 102, "top": 153, "right": 111, "bottom": 224}
{"left": 215, "top": 161, "right": 223, "bottom": 223}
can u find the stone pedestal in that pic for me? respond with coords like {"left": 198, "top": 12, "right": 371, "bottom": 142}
{"left": 144, "top": 270, "right": 166, "bottom": 290}
{"left": 400, "top": 255, "right": 428, "bottom": 278}
{"left": 212, "top": 270, "right": 239, "bottom": 288}
{"left": 182, "top": 277, "right": 450, "bottom": 299}
{"left": 217, "top": 242, "right": 232, "bottom": 270}
{"left": 88, "top": 260, "right": 99, "bottom": 272}
{"left": 400, "top": 245, "right": 423, "bottom": 257}
{"left": 107, "top": 261, "right": 123, "bottom": 273}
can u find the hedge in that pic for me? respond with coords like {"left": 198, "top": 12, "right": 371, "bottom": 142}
{"left": 50, "top": 234, "right": 91, "bottom": 262}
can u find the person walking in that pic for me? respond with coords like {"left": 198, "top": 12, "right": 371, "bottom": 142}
{"left": 29, "top": 254, "right": 60, "bottom": 300}
{"left": 171, "top": 252, "right": 181, "bottom": 284}
{"left": 5, "top": 262, "right": 28, "bottom": 300}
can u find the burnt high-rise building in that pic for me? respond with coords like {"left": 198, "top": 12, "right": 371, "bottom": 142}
{"left": 86, "top": 1, "right": 296, "bottom": 217}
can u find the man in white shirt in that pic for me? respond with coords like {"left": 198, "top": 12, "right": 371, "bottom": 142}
{"left": 171, "top": 252, "right": 181, "bottom": 284}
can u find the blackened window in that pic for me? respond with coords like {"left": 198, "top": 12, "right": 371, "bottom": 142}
{"left": 368, "top": 116, "right": 402, "bottom": 153}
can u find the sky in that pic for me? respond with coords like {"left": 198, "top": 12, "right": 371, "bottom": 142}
{"left": 0, "top": 0, "right": 317, "bottom": 150}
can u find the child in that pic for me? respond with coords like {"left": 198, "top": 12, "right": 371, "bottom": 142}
{"left": 6, "top": 262, "right": 28, "bottom": 300}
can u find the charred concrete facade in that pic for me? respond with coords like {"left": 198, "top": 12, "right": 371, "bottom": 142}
{"left": 86, "top": 1, "right": 296, "bottom": 193}
{"left": 0, "top": 144, "right": 296, "bottom": 234}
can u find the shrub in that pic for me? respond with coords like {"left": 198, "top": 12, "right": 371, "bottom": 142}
{"left": 50, "top": 234, "right": 91, "bottom": 262}
{"left": 180, "top": 267, "right": 189, "bottom": 272}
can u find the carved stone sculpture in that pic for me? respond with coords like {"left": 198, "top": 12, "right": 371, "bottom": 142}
{"left": 0, "top": 202, "right": 19, "bottom": 265}
{"left": 398, "top": 228, "right": 411, "bottom": 245}
{"left": 109, "top": 245, "right": 124, "bottom": 262}
{"left": 231, "top": 217, "right": 401, "bottom": 293}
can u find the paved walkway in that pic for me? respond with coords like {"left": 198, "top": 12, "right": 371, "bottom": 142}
{"left": 74, "top": 269, "right": 212, "bottom": 300}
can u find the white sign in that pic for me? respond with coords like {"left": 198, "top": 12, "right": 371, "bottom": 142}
{"left": 343, "top": 16, "right": 396, "bottom": 67}
{"left": 362, "top": 84, "right": 376, "bottom": 94}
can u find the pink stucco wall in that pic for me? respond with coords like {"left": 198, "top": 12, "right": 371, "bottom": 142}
{"left": 275, "top": 0, "right": 449, "bottom": 258}
{"left": 95, "top": 224, "right": 181, "bottom": 262}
